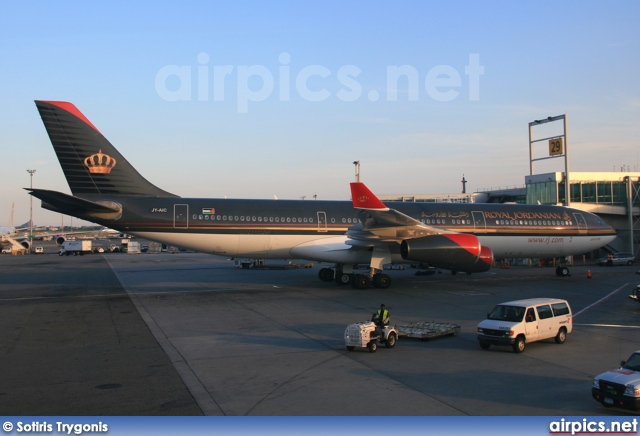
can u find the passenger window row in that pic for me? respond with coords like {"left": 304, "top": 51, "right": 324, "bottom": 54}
{"left": 190, "top": 215, "right": 362, "bottom": 224}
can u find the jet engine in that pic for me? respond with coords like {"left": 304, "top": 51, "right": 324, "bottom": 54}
{"left": 55, "top": 236, "right": 66, "bottom": 245}
{"left": 400, "top": 234, "right": 493, "bottom": 273}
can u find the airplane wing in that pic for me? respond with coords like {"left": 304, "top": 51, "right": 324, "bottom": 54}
{"left": 349, "top": 182, "right": 453, "bottom": 243}
{"left": 348, "top": 182, "right": 493, "bottom": 273}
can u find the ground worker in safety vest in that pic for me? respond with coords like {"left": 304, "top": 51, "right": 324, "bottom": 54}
{"left": 373, "top": 304, "right": 389, "bottom": 327}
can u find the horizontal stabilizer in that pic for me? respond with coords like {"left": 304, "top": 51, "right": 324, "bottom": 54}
{"left": 27, "top": 189, "right": 121, "bottom": 216}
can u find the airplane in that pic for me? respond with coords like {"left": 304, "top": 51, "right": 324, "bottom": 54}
{"left": 2, "top": 204, "right": 115, "bottom": 254}
{"left": 0, "top": 223, "right": 103, "bottom": 252}
{"left": 1, "top": 204, "right": 34, "bottom": 251}
{"left": 0, "top": 226, "right": 25, "bottom": 252}
{"left": 99, "top": 227, "right": 123, "bottom": 237}
{"left": 27, "top": 100, "right": 616, "bottom": 288}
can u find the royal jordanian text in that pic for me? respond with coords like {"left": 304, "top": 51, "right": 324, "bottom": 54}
{"left": 12, "top": 421, "right": 108, "bottom": 434}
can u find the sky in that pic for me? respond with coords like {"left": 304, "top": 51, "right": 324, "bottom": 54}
{"left": 1, "top": 1, "right": 639, "bottom": 226}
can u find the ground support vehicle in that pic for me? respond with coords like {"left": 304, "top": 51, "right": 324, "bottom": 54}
{"left": 344, "top": 321, "right": 397, "bottom": 353}
{"left": 127, "top": 241, "right": 142, "bottom": 254}
{"left": 592, "top": 350, "right": 640, "bottom": 411}
{"left": 59, "top": 240, "right": 92, "bottom": 256}
{"left": 629, "top": 285, "right": 640, "bottom": 303}
{"left": 396, "top": 321, "right": 461, "bottom": 340}
{"left": 477, "top": 298, "right": 572, "bottom": 353}
{"left": 596, "top": 252, "right": 635, "bottom": 266}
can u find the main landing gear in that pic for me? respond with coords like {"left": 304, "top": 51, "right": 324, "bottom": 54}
{"left": 318, "top": 267, "right": 392, "bottom": 289}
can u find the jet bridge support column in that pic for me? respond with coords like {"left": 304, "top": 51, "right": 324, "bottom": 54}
{"left": 626, "top": 176, "right": 640, "bottom": 256}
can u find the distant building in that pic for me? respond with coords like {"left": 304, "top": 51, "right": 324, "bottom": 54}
{"left": 379, "top": 171, "right": 640, "bottom": 256}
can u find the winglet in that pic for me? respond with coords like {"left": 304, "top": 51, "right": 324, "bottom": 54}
{"left": 350, "top": 182, "right": 389, "bottom": 210}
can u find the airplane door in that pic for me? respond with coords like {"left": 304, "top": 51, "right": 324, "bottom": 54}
{"left": 472, "top": 211, "right": 487, "bottom": 233}
{"left": 573, "top": 213, "right": 587, "bottom": 235}
{"left": 174, "top": 204, "right": 188, "bottom": 228}
{"left": 317, "top": 212, "right": 327, "bottom": 232}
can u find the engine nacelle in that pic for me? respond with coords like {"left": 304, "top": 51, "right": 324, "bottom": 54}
{"left": 55, "top": 236, "right": 66, "bottom": 245}
{"left": 20, "top": 240, "right": 31, "bottom": 250}
{"left": 466, "top": 245, "right": 494, "bottom": 273}
{"left": 400, "top": 234, "right": 493, "bottom": 273}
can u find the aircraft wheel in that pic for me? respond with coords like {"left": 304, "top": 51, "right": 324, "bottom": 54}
{"left": 335, "top": 273, "right": 352, "bottom": 285}
{"left": 373, "top": 273, "right": 392, "bottom": 289}
{"left": 351, "top": 274, "right": 371, "bottom": 289}
{"left": 318, "top": 268, "right": 335, "bottom": 282}
{"left": 555, "top": 266, "right": 570, "bottom": 277}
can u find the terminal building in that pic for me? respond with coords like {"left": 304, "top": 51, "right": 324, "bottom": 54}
{"left": 379, "top": 171, "right": 640, "bottom": 259}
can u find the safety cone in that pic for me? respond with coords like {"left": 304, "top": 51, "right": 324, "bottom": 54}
{"left": 587, "top": 270, "right": 592, "bottom": 279}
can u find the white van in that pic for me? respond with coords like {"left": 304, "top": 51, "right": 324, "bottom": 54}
{"left": 477, "top": 298, "right": 572, "bottom": 353}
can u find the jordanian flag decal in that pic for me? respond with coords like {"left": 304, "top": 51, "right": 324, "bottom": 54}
{"left": 202, "top": 208, "right": 215, "bottom": 215}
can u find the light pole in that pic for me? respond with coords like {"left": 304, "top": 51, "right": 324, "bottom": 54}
{"left": 353, "top": 161, "right": 360, "bottom": 182}
{"left": 27, "top": 169, "right": 36, "bottom": 251}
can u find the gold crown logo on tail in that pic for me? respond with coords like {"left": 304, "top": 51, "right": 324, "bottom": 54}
{"left": 84, "top": 149, "right": 116, "bottom": 174}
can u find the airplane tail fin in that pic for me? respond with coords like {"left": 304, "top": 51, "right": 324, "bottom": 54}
{"left": 35, "top": 101, "right": 177, "bottom": 198}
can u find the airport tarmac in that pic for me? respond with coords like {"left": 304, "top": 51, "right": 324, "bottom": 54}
{"left": 1, "top": 245, "right": 639, "bottom": 416}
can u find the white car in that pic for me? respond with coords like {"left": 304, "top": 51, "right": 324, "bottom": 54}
{"left": 596, "top": 252, "right": 635, "bottom": 266}
{"left": 1, "top": 247, "right": 12, "bottom": 254}
{"left": 592, "top": 350, "right": 640, "bottom": 410}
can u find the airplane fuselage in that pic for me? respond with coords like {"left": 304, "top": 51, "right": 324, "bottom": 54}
{"left": 63, "top": 195, "right": 615, "bottom": 263}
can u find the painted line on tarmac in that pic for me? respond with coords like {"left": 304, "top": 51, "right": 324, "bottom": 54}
{"left": 103, "top": 255, "right": 225, "bottom": 416}
{"left": 573, "top": 283, "right": 630, "bottom": 318}
{"left": 574, "top": 323, "right": 640, "bottom": 329}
